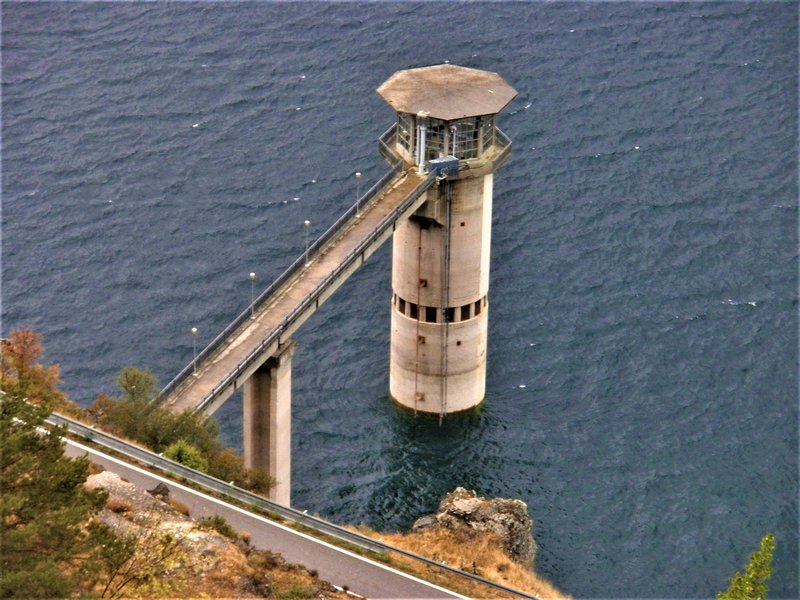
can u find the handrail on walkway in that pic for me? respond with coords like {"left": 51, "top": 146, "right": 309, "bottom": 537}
{"left": 193, "top": 168, "right": 436, "bottom": 413}
{"left": 157, "top": 127, "right": 403, "bottom": 404}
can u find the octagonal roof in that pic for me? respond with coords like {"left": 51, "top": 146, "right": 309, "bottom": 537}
{"left": 377, "top": 64, "right": 517, "bottom": 121}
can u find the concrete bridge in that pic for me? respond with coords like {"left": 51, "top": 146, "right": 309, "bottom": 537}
{"left": 160, "top": 138, "right": 434, "bottom": 417}
{"left": 158, "top": 65, "right": 515, "bottom": 505}
{"left": 158, "top": 133, "right": 436, "bottom": 504}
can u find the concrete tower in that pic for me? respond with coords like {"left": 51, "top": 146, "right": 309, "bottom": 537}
{"left": 377, "top": 65, "right": 516, "bottom": 415}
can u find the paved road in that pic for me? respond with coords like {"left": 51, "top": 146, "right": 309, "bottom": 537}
{"left": 66, "top": 439, "right": 463, "bottom": 599}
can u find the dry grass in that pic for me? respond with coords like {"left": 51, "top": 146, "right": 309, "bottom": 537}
{"left": 167, "top": 497, "right": 191, "bottom": 516}
{"left": 105, "top": 497, "right": 132, "bottom": 514}
{"left": 357, "top": 525, "right": 571, "bottom": 600}
{"left": 244, "top": 548, "right": 350, "bottom": 600}
{"left": 268, "top": 564, "right": 337, "bottom": 599}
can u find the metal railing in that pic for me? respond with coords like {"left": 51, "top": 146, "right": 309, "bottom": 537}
{"left": 158, "top": 132, "right": 404, "bottom": 405}
{"left": 50, "top": 411, "right": 539, "bottom": 599}
{"left": 378, "top": 123, "right": 513, "bottom": 175}
{"left": 193, "top": 168, "right": 436, "bottom": 413}
{"left": 493, "top": 126, "right": 513, "bottom": 168}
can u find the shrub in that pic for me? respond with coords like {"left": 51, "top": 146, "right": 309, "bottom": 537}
{"left": 200, "top": 515, "right": 238, "bottom": 541}
{"left": 245, "top": 467, "right": 276, "bottom": 495}
{"left": 167, "top": 498, "right": 191, "bottom": 516}
{"left": 163, "top": 440, "right": 208, "bottom": 473}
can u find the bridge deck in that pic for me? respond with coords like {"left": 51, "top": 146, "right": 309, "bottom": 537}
{"left": 163, "top": 168, "right": 430, "bottom": 413}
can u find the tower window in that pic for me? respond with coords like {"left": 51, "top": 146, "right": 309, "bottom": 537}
{"left": 398, "top": 112, "right": 414, "bottom": 154}
{"left": 461, "top": 304, "right": 471, "bottom": 321}
{"left": 425, "top": 306, "right": 438, "bottom": 323}
{"left": 451, "top": 117, "right": 480, "bottom": 159}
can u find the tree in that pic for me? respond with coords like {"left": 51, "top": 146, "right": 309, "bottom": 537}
{"left": 0, "top": 328, "right": 67, "bottom": 410}
{"left": 717, "top": 533, "right": 776, "bottom": 600}
{"left": 0, "top": 391, "right": 108, "bottom": 597}
{"left": 115, "top": 366, "right": 158, "bottom": 404}
{"left": 164, "top": 439, "right": 208, "bottom": 473}
{"left": 99, "top": 367, "right": 160, "bottom": 442}
{"left": 86, "top": 516, "right": 187, "bottom": 599}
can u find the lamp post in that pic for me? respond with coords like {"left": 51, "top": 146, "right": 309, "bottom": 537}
{"left": 191, "top": 327, "right": 198, "bottom": 375}
{"left": 304, "top": 220, "right": 311, "bottom": 266}
{"left": 249, "top": 272, "right": 256, "bottom": 319}
{"left": 355, "top": 171, "right": 362, "bottom": 215}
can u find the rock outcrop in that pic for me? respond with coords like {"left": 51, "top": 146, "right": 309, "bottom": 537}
{"left": 85, "top": 471, "right": 252, "bottom": 594}
{"left": 412, "top": 487, "right": 537, "bottom": 567}
{"left": 84, "top": 470, "right": 348, "bottom": 599}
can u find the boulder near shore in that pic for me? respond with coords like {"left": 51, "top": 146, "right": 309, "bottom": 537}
{"left": 412, "top": 486, "right": 538, "bottom": 567}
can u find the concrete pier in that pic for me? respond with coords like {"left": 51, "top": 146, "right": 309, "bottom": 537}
{"left": 243, "top": 341, "right": 296, "bottom": 505}
{"left": 377, "top": 64, "right": 516, "bottom": 415}
{"left": 389, "top": 174, "right": 494, "bottom": 413}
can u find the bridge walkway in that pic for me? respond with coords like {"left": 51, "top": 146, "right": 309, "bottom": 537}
{"left": 161, "top": 167, "right": 435, "bottom": 414}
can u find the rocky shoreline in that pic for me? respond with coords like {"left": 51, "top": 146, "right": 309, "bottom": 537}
{"left": 412, "top": 486, "right": 538, "bottom": 568}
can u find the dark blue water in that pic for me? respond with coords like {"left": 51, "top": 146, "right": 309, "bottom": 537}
{"left": 3, "top": 3, "right": 797, "bottom": 597}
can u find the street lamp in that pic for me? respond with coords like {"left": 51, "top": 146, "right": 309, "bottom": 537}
{"left": 249, "top": 272, "right": 256, "bottom": 319}
{"left": 355, "top": 171, "right": 362, "bottom": 215}
{"left": 304, "top": 220, "right": 311, "bottom": 266}
{"left": 191, "top": 327, "right": 198, "bottom": 375}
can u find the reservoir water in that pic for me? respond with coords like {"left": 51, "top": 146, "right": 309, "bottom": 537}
{"left": 2, "top": 3, "right": 797, "bottom": 597}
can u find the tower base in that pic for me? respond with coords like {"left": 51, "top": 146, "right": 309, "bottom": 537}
{"left": 389, "top": 308, "right": 488, "bottom": 414}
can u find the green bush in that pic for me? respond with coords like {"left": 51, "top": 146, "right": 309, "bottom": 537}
{"left": 163, "top": 440, "right": 209, "bottom": 473}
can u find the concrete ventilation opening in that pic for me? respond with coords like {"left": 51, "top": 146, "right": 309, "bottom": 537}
{"left": 409, "top": 303, "right": 418, "bottom": 320}
{"left": 461, "top": 304, "right": 471, "bottom": 320}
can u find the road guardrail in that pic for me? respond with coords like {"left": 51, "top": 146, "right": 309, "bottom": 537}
{"left": 51, "top": 411, "right": 539, "bottom": 599}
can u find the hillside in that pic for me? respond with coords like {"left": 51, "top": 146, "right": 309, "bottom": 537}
{"left": 84, "top": 466, "right": 350, "bottom": 599}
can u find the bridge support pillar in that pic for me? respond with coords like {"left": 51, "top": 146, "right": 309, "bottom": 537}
{"left": 243, "top": 341, "right": 296, "bottom": 506}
